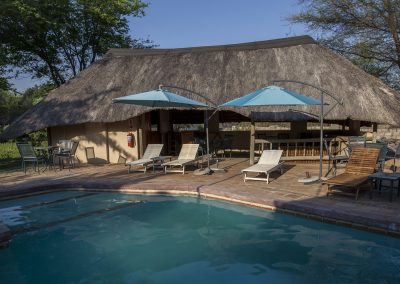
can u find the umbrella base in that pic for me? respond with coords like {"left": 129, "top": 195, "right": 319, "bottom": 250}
{"left": 193, "top": 167, "right": 212, "bottom": 175}
{"left": 193, "top": 167, "right": 227, "bottom": 176}
{"left": 298, "top": 176, "right": 326, "bottom": 184}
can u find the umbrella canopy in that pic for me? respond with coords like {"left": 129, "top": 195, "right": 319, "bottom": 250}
{"left": 220, "top": 85, "right": 321, "bottom": 107}
{"left": 113, "top": 89, "right": 208, "bottom": 108}
{"left": 220, "top": 85, "right": 325, "bottom": 182}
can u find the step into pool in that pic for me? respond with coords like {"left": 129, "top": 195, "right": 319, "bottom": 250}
{"left": 1, "top": 191, "right": 400, "bottom": 283}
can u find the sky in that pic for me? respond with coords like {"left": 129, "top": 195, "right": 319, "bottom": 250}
{"left": 11, "top": 0, "right": 309, "bottom": 91}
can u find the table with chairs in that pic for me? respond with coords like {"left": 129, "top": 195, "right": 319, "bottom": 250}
{"left": 16, "top": 140, "right": 79, "bottom": 173}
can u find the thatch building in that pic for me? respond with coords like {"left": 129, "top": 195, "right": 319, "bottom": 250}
{"left": 2, "top": 35, "right": 400, "bottom": 164}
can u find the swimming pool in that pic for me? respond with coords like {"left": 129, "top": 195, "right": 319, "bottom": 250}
{"left": 1, "top": 191, "right": 400, "bottom": 283}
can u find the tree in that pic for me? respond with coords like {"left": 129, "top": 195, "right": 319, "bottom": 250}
{"left": 291, "top": 0, "right": 400, "bottom": 90}
{"left": 0, "top": 84, "right": 53, "bottom": 128}
{"left": 0, "top": 0, "right": 154, "bottom": 87}
{"left": 0, "top": 45, "right": 10, "bottom": 91}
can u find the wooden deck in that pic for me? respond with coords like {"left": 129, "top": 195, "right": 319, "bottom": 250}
{"left": 1, "top": 158, "right": 400, "bottom": 236}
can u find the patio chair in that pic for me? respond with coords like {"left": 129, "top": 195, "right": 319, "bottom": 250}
{"left": 385, "top": 144, "right": 400, "bottom": 172}
{"left": 324, "top": 139, "right": 349, "bottom": 177}
{"left": 324, "top": 147, "right": 380, "bottom": 200}
{"left": 365, "top": 143, "right": 388, "bottom": 171}
{"left": 126, "top": 144, "right": 164, "bottom": 173}
{"left": 162, "top": 144, "right": 200, "bottom": 174}
{"left": 55, "top": 141, "right": 79, "bottom": 170}
{"left": 16, "top": 143, "right": 46, "bottom": 174}
{"left": 241, "top": 150, "right": 284, "bottom": 183}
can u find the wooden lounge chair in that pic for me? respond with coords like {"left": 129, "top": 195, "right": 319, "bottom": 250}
{"left": 242, "top": 150, "right": 284, "bottom": 183}
{"left": 162, "top": 144, "right": 200, "bottom": 174}
{"left": 127, "top": 144, "right": 164, "bottom": 173}
{"left": 324, "top": 147, "right": 380, "bottom": 200}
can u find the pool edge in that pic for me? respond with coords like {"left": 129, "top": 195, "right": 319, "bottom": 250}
{"left": 1, "top": 185, "right": 399, "bottom": 238}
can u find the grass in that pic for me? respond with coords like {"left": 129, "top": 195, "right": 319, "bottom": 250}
{"left": 0, "top": 142, "right": 21, "bottom": 171}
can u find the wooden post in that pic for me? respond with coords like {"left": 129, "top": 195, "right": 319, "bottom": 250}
{"left": 349, "top": 120, "right": 361, "bottom": 136}
{"left": 160, "top": 110, "right": 170, "bottom": 154}
{"left": 47, "top": 127, "right": 52, "bottom": 146}
{"left": 372, "top": 123, "right": 378, "bottom": 133}
{"left": 138, "top": 116, "right": 144, "bottom": 158}
{"left": 290, "top": 121, "right": 307, "bottom": 139}
{"left": 105, "top": 123, "right": 110, "bottom": 163}
{"left": 250, "top": 120, "right": 255, "bottom": 165}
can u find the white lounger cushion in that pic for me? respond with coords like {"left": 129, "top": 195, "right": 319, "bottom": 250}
{"left": 127, "top": 144, "right": 163, "bottom": 165}
{"left": 162, "top": 159, "right": 196, "bottom": 166}
{"left": 258, "top": 149, "right": 282, "bottom": 165}
{"left": 241, "top": 163, "right": 283, "bottom": 174}
{"left": 162, "top": 144, "right": 199, "bottom": 174}
{"left": 127, "top": 158, "right": 153, "bottom": 167}
{"left": 163, "top": 144, "right": 199, "bottom": 166}
{"left": 127, "top": 144, "right": 163, "bottom": 172}
{"left": 242, "top": 150, "right": 284, "bottom": 183}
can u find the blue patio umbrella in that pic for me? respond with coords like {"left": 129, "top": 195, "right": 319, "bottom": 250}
{"left": 112, "top": 89, "right": 208, "bottom": 108}
{"left": 220, "top": 85, "right": 325, "bottom": 182}
{"left": 113, "top": 87, "right": 215, "bottom": 174}
{"left": 220, "top": 86, "right": 321, "bottom": 107}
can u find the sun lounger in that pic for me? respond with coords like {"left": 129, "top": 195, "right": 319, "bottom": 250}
{"left": 127, "top": 144, "right": 163, "bottom": 173}
{"left": 324, "top": 147, "right": 380, "bottom": 200}
{"left": 242, "top": 150, "right": 284, "bottom": 183}
{"left": 162, "top": 144, "right": 200, "bottom": 174}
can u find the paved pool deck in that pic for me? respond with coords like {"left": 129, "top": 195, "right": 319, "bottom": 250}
{"left": 1, "top": 158, "right": 400, "bottom": 237}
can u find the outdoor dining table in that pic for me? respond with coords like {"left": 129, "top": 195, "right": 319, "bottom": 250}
{"left": 368, "top": 172, "right": 400, "bottom": 202}
{"left": 34, "top": 145, "right": 60, "bottom": 171}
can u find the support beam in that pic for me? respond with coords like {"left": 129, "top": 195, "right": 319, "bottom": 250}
{"left": 105, "top": 123, "right": 110, "bottom": 163}
{"left": 208, "top": 110, "right": 219, "bottom": 132}
{"left": 159, "top": 110, "right": 170, "bottom": 154}
{"left": 250, "top": 120, "right": 255, "bottom": 165}
{"left": 373, "top": 123, "right": 378, "bottom": 132}
{"left": 290, "top": 121, "right": 307, "bottom": 138}
{"left": 138, "top": 116, "right": 144, "bottom": 158}
{"left": 349, "top": 120, "right": 361, "bottom": 136}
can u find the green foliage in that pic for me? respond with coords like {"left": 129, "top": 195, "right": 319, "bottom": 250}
{"left": 0, "top": 0, "right": 154, "bottom": 86}
{"left": 27, "top": 129, "right": 48, "bottom": 146}
{"left": 291, "top": 0, "right": 400, "bottom": 90}
{"left": 0, "top": 84, "right": 54, "bottom": 127}
{"left": 0, "top": 141, "right": 20, "bottom": 171}
{"left": 0, "top": 45, "right": 10, "bottom": 91}
{"left": 0, "top": 141, "right": 19, "bottom": 159}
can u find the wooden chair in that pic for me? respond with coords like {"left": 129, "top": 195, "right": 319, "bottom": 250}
{"left": 324, "top": 147, "right": 380, "bottom": 200}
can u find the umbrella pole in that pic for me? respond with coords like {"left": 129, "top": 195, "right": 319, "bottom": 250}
{"left": 205, "top": 109, "right": 210, "bottom": 169}
{"left": 319, "top": 91, "right": 324, "bottom": 180}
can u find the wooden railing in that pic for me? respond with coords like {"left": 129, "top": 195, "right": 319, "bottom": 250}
{"left": 255, "top": 138, "right": 349, "bottom": 161}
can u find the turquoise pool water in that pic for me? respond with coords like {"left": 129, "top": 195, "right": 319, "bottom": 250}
{"left": 1, "top": 191, "right": 400, "bottom": 283}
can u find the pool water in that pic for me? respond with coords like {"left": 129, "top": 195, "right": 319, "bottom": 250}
{"left": 1, "top": 191, "right": 400, "bottom": 283}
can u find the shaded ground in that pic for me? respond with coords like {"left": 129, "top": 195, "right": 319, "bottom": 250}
{"left": 1, "top": 158, "right": 400, "bottom": 236}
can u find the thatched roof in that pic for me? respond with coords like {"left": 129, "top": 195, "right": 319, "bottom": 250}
{"left": 2, "top": 35, "right": 400, "bottom": 139}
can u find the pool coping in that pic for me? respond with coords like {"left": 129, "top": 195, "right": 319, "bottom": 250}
{"left": 1, "top": 179, "right": 400, "bottom": 238}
